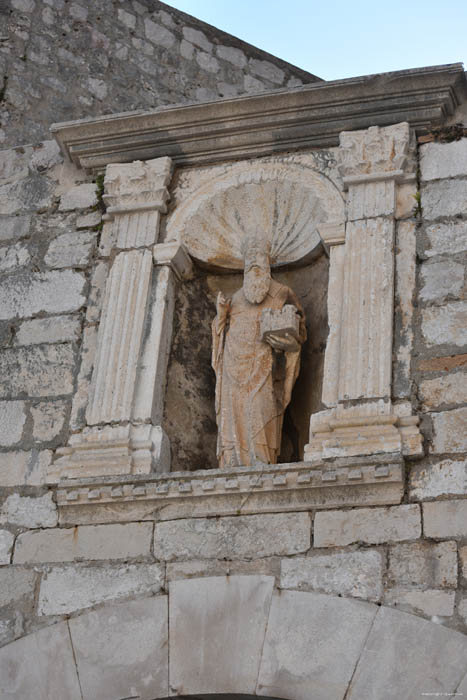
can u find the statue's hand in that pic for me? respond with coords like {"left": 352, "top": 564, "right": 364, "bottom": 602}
{"left": 265, "top": 332, "right": 300, "bottom": 352}
{"left": 216, "top": 291, "right": 231, "bottom": 317}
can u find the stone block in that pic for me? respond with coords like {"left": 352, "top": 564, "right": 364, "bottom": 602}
{"left": 0, "top": 622, "right": 82, "bottom": 700}
{"left": 423, "top": 500, "right": 467, "bottom": 538}
{"left": 314, "top": 504, "right": 421, "bottom": 547}
{"left": 425, "top": 221, "right": 467, "bottom": 257}
{"left": 0, "top": 400, "right": 26, "bottom": 446}
{"left": 15, "top": 315, "right": 81, "bottom": 345}
{"left": 0, "top": 174, "right": 55, "bottom": 215}
{"left": 410, "top": 460, "right": 467, "bottom": 500}
{"left": 422, "top": 302, "right": 467, "bottom": 348}
{"left": 182, "top": 26, "right": 212, "bottom": 52}
{"left": 196, "top": 50, "right": 219, "bottom": 73}
{"left": 0, "top": 344, "right": 75, "bottom": 398}
{"left": 154, "top": 512, "right": 311, "bottom": 561}
{"left": 45, "top": 231, "right": 96, "bottom": 268}
{"left": 14, "top": 522, "right": 153, "bottom": 564}
{"left": 346, "top": 606, "right": 467, "bottom": 699}
{"left": 117, "top": 7, "right": 136, "bottom": 29}
{"left": 420, "top": 373, "right": 467, "bottom": 410}
{"left": 144, "top": 18, "right": 175, "bottom": 48}
{"left": 421, "top": 139, "right": 467, "bottom": 180}
{"left": 0, "top": 146, "right": 31, "bottom": 184}
{"left": 0, "top": 529, "right": 14, "bottom": 564}
{"left": 31, "top": 400, "right": 68, "bottom": 441}
{"left": 249, "top": 58, "right": 284, "bottom": 84}
{"left": 216, "top": 44, "right": 247, "bottom": 68}
{"left": 29, "top": 140, "right": 62, "bottom": 173}
{"left": 76, "top": 210, "right": 101, "bottom": 229}
{"left": 0, "top": 269, "right": 86, "bottom": 319}
{"left": 431, "top": 407, "right": 467, "bottom": 453}
{"left": 422, "top": 179, "right": 467, "bottom": 219}
{"left": 170, "top": 575, "right": 274, "bottom": 695}
{"left": 420, "top": 260, "right": 464, "bottom": 302}
{"left": 258, "top": 590, "right": 376, "bottom": 700}
{"left": 383, "top": 588, "right": 456, "bottom": 617}
{"left": 58, "top": 183, "right": 97, "bottom": 211}
{"left": 38, "top": 563, "right": 164, "bottom": 615}
{"left": 461, "top": 546, "right": 467, "bottom": 583}
{"left": 0, "top": 567, "right": 37, "bottom": 607}
{"left": 69, "top": 597, "right": 168, "bottom": 700}
{"left": 280, "top": 549, "right": 383, "bottom": 602}
{"left": 388, "top": 541, "right": 457, "bottom": 587}
{"left": 0, "top": 242, "right": 30, "bottom": 272}
{"left": 0, "top": 215, "right": 31, "bottom": 242}
{"left": 0, "top": 449, "right": 51, "bottom": 487}
{"left": 0, "top": 491, "right": 57, "bottom": 528}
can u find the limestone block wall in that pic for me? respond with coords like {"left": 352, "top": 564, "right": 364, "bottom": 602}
{"left": 0, "top": 0, "right": 319, "bottom": 148}
{"left": 0, "top": 133, "right": 466, "bottom": 660}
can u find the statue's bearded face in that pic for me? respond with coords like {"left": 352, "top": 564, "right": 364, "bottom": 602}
{"left": 243, "top": 247, "right": 271, "bottom": 304}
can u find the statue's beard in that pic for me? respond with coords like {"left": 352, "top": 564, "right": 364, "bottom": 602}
{"left": 243, "top": 266, "right": 271, "bottom": 304}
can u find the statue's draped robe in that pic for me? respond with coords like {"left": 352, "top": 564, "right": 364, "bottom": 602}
{"left": 212, "top": 278, "right": 306, "bottom": 468}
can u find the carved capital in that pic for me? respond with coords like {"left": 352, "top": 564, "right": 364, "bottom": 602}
{"left": 338, "top": 123, "right": 412, "bottom": 185}
{"left": 317, "top": 222, "right": 346, "bottom": 250}
{"left": 153, "top": 242, "right": 193, "bottom": 280}
{"left": 103, "top": 156, "right": 173, "bottom": 218}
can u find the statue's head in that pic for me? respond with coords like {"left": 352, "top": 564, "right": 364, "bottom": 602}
{"left": 241, "top": 232, "right": 271, "bottom": 304}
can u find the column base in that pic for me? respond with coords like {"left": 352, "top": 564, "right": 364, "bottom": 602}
{"left": 48, "top": 423, "right": 170, "bottom": 482}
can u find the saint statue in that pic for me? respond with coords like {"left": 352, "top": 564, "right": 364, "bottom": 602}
{"left": 211, "top": 233, "right": 306, "bottom": 468}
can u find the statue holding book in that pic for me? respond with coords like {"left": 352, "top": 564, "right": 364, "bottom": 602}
{"left": 212, "top": 232, "right": 306, "bottom": 468}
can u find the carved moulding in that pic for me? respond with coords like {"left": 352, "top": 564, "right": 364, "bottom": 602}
{"left": 165, "top": 161, "right": 345, "bottom": 270}
{"left": 305, "top": 123, "right": 423, "bottom": 464}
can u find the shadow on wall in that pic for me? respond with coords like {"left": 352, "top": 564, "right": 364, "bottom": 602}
{"left": 163, "top": 254, "right": 329, "bottom": 471}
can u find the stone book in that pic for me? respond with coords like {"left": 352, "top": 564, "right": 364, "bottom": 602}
{"left": 260, "top": 304, "right": 300, "bottom": 342}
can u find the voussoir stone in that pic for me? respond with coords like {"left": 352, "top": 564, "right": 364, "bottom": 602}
{"left": 314, "top": 504, "right": 421, "bottom": 547}
{"left": 154, "top": 512, "right": 311, "bottom": 561}
{"left": 38, "top": 563, "right": 164, "bottom": 615}
{"left": 280, "top": 549, "right": 383, "bottom": 602}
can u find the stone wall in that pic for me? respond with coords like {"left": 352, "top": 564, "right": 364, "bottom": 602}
{"left": 0, "top": 0, "right": 320, "bottom": 148}
{"left": 0, "top": 133, "right": 466, "bottom": 654}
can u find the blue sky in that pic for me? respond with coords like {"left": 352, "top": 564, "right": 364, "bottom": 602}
{"left": 164, "top": 0, "right": 466, "bottom": 81}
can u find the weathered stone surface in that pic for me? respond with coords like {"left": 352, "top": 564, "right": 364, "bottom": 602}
{"left": 423, "top": 500, "right": 467, "bottom": 538}
{"left": 420, "top": 372, "right": 467, "bottom": 409}
{"left": 460, "top": 546, "right": 467, "bottom": 583}
{"left": 31, "top": 400, "right": 68, "bottom": 442}
{"left": 58, "top": 183, "right": 97, "bottom": 211}
{"left": 38, "top": 563, "right": 164, "bottom": 615}
{"left": 0, "top": 449, "right": 51, "bottom": 487}
{"left": 76, "top": 211, "right": 101, "bottom": 229}
{"left": 0, "top": 622, "right": 82, "bottom": 700}
{"left": 0, "top": 567, "right": 37, "bottom": 607}
{"left": 170, "top": 575, "right": 274, "bottom": 695}
{"left": 85, "top": 261, "right": 108, "bottom": 323}
{"left": 29, "top": 140, "right": 62, "bottom": 173}
{"left": 154, "top": 512, "right": 311, "bottom": 561}
{"left": 388, "top": 541, "right": 457, "bottom": 587}
{"left": 0, "top": 175, "right": 55, "bottom": 215}
{"left": 258, "top": 590, "right": 376, "bottom": 700}
{"left": 394, "top": 220, "right": 416, "bottom": 398}
{"left": 314, "top": 504, "right": 421, "bottom": 547}
{"left": 421, "top": 139, "right": 467, "bottom": 180}
{"left": 15, "top": 315, "right": 81, "bottom": 345}
{"left": 422, "top": 180, "right": 467, "bottom": 219}
{"left": 280, "top": 550, "right": 383, "bottom": 602}
{"left": 69, "top": 597, "right": 168, "bottom": 700}
{"left": 409, "top": 459, "right": 467, "bottom": 500}
{"left": 0, "top": 269, "right": 86, "bottom": 319}
{"left": 419, "top": 353, "right": 467, "bottom": 372}
{"left": 431, "top": 407, "right": 467, "bottom": 453}
{"left": 0, "top": 530, "right": 14, "bottom": 565}
{"left": 14, "top": 522, "right": 153, "bottom": 564}
{"left": 145, "top": 18, "right": 175, "bottom": 48}
{"left": 422, "top": 302, "right": 467, "bottom": 348}
{"left": 70, "top": 325, "right": 97, "bottom": 430}
{"left": 0, "top": 215, "right": 31, "bottom": 242}
{"left": 166, "top": 557, "right": 280, "bottom": 581}
{"left": 0, "top": 492, "right": 57, "bottom": 528}
{"left": 0, "top": 243, "right": 30, "bottom": 272}
{"left": 425, "top": 221, "right": 467, "bottom": 257}
{"left": 0, "top": 344, "right": 75, "bottom": 398}
{"left": 383, "top": 588, "right": 456, "bottom": 617}
{"left": 217, "top": 44, "right": 247, "bottom": 67}
{"left": 45, "top": 231, "right": 96, "bottom": 268}
{"left": 250, "top": 58, "right": 284, "bottom": 84}
{"left": 347, "top": 606, "right": 467, "bottom": 699}
{"left": 420, "top": 260, "right": 464, "bottom": 302}
{"left": 0, "top": 400, "right": 26, "bottom": 446}
{"left": 182, "top": 26, "right": 211, "bottom": 52}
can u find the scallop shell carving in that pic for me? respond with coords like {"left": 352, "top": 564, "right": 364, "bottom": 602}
{"left": 167, "top": 162, "right": 345, "bottom": 270}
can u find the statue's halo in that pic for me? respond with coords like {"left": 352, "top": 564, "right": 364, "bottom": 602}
{"left": 166, "top": 162, "right": 345, "bottom": 271}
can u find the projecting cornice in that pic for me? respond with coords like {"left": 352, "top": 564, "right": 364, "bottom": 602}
{"left": 51, "top": 63, "right": 467, "bottom": 172}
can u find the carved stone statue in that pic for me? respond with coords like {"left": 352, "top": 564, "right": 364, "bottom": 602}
{"left": 212, "top": 233, "right": 306, "bottom": 468}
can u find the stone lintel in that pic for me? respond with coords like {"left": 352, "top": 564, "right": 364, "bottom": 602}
{"left": 55, "top": 457, "right": 404, "bottom": 525}
{"left": 51, "top": 64, "right": 467, "bottom": 172}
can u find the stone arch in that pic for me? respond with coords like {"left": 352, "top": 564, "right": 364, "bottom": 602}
{"left": 1, "top": 575, "right": 467, "bottom": 699}
{"left": 166, "top": 162, "right": 345, "bottom": 271}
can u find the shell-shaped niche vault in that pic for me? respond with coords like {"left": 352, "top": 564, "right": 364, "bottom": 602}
{"left": 166, "top": 162, "right": 345, "bottom": 270}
